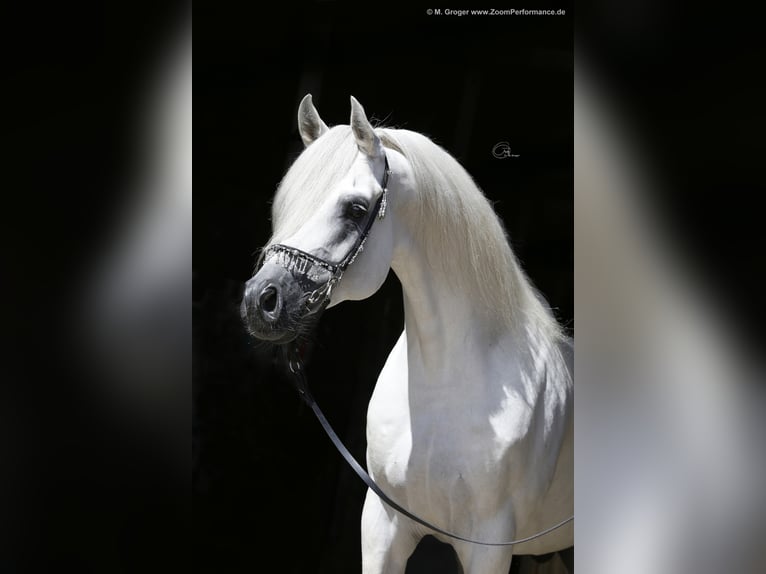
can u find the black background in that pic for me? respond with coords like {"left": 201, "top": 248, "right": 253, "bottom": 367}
{"left": 4, "top": 0, "right": 764, "bottom": 571}
{"left": 194, "top": 2, "right": 572, "bottom": 573}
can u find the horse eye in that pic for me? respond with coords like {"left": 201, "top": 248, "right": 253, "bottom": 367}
{"left": 345, "top": 202, "right": 368, "bottom": 221}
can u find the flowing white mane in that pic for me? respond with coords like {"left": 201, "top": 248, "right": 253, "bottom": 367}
{"left": 378, "top": 128, "right": 564, "bottom": 341}
{"left": 271, "top": 125, "right": 564, "bottom": 342}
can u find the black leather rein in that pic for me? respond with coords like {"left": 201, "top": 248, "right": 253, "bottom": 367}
{"left": 283, "top": 344, "right": 573, "bottom": 547}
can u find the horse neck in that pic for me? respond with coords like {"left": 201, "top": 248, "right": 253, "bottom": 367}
{"left": 391, "top": 236, "right": 524, "bottom": 385}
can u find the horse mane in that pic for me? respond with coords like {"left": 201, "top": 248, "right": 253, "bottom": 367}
{"left": 271, "top": 125, "right": 565, "bottom": 342}
{"left": 378, "top": 128, "right": 564, "bottom": 342}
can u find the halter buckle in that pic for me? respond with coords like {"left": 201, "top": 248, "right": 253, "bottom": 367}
{"left": 306, "top": 273, "right": 340, "bottom": 310}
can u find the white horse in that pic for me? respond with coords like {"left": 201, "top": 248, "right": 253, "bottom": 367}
{"left": 241, "top": 95, "right": 573, "bottom": 573}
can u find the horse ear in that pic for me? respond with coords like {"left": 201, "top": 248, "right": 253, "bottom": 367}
{"left": 350, "top": 96, "right": 383, "bottom": 158}
{"left": 297, "top": 94, "right": 329, "bottom": 147}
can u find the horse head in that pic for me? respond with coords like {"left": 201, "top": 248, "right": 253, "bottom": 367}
{"left": 241, "top": 95, "right": 398, "bottom": 343}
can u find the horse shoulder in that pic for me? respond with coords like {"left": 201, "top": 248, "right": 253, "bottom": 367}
{"left": 483, "top": 339, "right": 571, "bottom": 486}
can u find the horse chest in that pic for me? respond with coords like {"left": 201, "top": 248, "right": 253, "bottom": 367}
{"left": 367, "top": 381, "right": 510, "bottom": 507}
{"left": 366, "top": 333, "right": 546, "bottom": 520}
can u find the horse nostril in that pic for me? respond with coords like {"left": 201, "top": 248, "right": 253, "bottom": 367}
{"left": 259, "top": 286, "right": 279, "bottom": 314}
